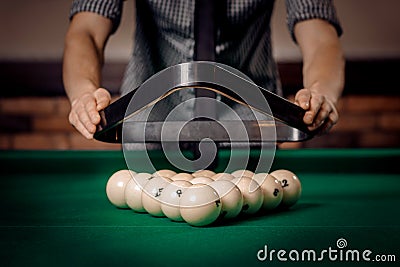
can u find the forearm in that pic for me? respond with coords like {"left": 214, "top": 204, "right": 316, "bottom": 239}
{"left": 63, "top": 12, "right": 112, "bottom": 103}
{"left": 296, "top": 19, "right": 345, "bottom": 105}
{"left": 302, "top": 41, "right": 345, "bottom": 105}
{"left": 63, "top": 33, "right": 104, "bottom": 103}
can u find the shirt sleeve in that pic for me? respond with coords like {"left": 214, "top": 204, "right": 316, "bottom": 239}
{"left": 285, "top": 0, "right": 343, "bottom": 42}
{"left": 69, "top": 0, "right": 123, "bottom": 33}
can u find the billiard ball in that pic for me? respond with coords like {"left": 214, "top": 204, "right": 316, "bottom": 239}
{"left": 192, "top": 170, "right": 216, "bottom": 178}
{"left": 211, "top": 173, "right": 235, "bottom": 181}
{"left": 171, "top": 173, "right": 193, "bottom": 182}
{"left": 160, "top": 180, "right": 192, "bottom": 221}
{"left": 231, "top": 169, "right": 255, "bottom": 178}
{"left": 270, "top": 169, "right": 302, "bottom": 207}
{"left": 190, "top": 176, "right": 214, "bottom": 185}
{"left": 180, "top": 184, "right": 221, "bottom": 226}
{"left": 153, "top": 169, "right": 176, "bottom": 179}
{"left": 231, "top": 177, "right": 263, "bottom": 214}
{"left": 253, "top": 173, "right": 283, "bottom": 211}
{"left": 106, "top": 169, "right": 136, "bottom": 208}
{"left": 124, "top": 173, "right": 153, "bottom": 212}
{"left": 142, "top": 176, "right": 172, "bottom": 216}
{"left": 209, "top": 180, "right": 243, "bottom": 219}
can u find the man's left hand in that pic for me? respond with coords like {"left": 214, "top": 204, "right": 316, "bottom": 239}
{"left": 294, "top": 83, "right": 339, "bottom": 134}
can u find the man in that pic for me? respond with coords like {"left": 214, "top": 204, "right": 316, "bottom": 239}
{"left": 63, "top": 0, "right": 344, "bottom": 140}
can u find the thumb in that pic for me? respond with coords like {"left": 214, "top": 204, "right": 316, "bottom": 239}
{"left": 94, "top": 88, "right": 111, "bottom": 111}
{"left": 294, "top": 88, "right": 311, "bottom": 110}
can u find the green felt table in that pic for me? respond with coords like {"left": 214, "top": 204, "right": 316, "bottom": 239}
{"left": 1, "top": 149, "right": 399, "bottom": 267}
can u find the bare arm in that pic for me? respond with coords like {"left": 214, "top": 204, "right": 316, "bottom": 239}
{"left": 294, "top": 19, "right": 345, "bottom": 133}
{"left": 63, "top": 12, "right": 113, "bottom": 139}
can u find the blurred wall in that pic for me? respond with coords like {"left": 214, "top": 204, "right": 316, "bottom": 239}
{"left": 1, "top": 0, "right": 400, "bottom": 61}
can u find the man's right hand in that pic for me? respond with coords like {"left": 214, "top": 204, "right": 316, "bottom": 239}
{"left": 63, "top": 12, "right": 114, "bottom": 139}
{"left": 68, "top": 88, "right": 111, "bottom": 139}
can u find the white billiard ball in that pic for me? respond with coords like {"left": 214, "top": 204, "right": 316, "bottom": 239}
{"left": 211, "top": 173, "right": 235, "bottom": 181}
{"left": 270, "top": 169, "right": 302, "bottom": 207}
{"left": 190, "top": 176, "right": 214, "bottom": 185}
{"left": 180, "top": 184, "right": 221, "bottom": 226}
{"left": 142, "top": 176, "right": 172, "bottom": 216}
{"left": 209, "top": 180, "right": 243, "bottom": 219}
{"left": 153, "top": 169, "right": 176, "bottom": 179}
{"left": 106, "top": 169, "right": 136, "bottom": 208}
{"left": 124, "top": 173, "right": 153, "bottom": 212}
{"left": 231, "top": 169, "right": 255, "bottom": 178}
{"left": 253, "top": 173, "right": 283, "bottom": 211}
{"left": 231, "top": 177, "right": 263, "bottom": 214}
{"left": 192, "top": 170, "right": 216, "bottom": 178}
{"left": 160, "top": 180, "right": 192, "bottom": 221}
{"left": 171, "top": 173, "right": 193, "bottom": 182}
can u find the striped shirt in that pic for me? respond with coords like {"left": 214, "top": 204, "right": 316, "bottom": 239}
{"left": 70, "top": 0, "right": 342, "bottom": 96}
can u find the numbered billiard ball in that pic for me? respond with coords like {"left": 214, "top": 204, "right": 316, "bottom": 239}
{"left": 180, "top": 184, "right": 221, "bottom": 226}
{"left": 106, "top": 169, "right": 136, "bottom": 208}
{"left": 231, "top": 176, "right": 263, "bottom": 214}
{"left": 209, "top": 180, "right": 243, "bottom": 219}
{"left": 171, "top": 173, "right": 193, "bottom": 182}
{"left": 253, "top": 173, "right": 283, "bottom": 211}
{"left": 192, "top": 170, "right": 216, "bottom": 178}
{"left": 160, "top": 180, "right": 192, "bottom": 221}
{"left": 231, "top": 169, "right": 255, "bottom": 178}
{"left": 124, "top": 173, "right": 153, "bottom": 212}
{"left": 211, "top": 173, "right": 235, "bottom": 181}
{"left": 190, "top": 176, "right": 214, "bottom": 185}
{"left": 270, "top": 169, "right": 302, "bottom": 207}
{"left": 153, "top": 169, "right": 176, "bottom": 179}
{"left": 142, "top": 176, "right": 172, "bottom": 217}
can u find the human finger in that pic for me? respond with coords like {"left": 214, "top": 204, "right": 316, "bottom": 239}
{"left": 304, "top": 94, "right": 324, "bottom": 125}
{"left": 69, "top": 110, "right": 93, "bottom": 139}
{"left": 82, "top": 94, "right": 101, "bottom": 124}
{"left": 71, "top": 97, "right": 97, "bottom": 135}
{"left": 94, "top": 88, "right": 111, "bottom": 111}
{"left": 308, "top": 100, "right": 331, "bottom": 131}
{"left": 294, "top": 88, "right": 311, "bottom": 110}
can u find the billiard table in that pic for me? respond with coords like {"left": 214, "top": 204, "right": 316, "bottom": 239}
{"left": 1, "top": 149, "right": 399, "bottom": 267}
